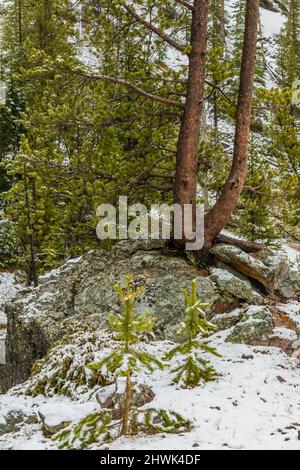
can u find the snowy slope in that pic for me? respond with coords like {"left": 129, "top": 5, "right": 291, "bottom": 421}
{"left": 0, "top": 328, "right": 300, "bottom": 450}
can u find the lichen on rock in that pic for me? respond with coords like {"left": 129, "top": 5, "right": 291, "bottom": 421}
{"left": 226, "top": 305, "right": 275, "bottom": 344}
{"left": 209, "top": 267, "right": 264, "bottom": 305}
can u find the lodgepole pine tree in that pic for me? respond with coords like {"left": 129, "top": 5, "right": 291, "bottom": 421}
{"left": 88, "top": 275, "right": 161, "bottom": 436}
{"left": 166, "top": 279, "right": 220, "bottom": 388}
{"left": 76, "top": 0, "right": 261, "bottom": 253}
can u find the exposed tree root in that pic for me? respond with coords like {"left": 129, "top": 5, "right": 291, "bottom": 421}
{"left": 215, "top": 234, "right": 267, "bottom": 253}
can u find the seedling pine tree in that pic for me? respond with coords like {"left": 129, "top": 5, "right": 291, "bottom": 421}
{"left": 88, "top": 274, "right": 162, "bottom": 436}
{"left": 166, "top": 279, "right": 221, "bottom": 388}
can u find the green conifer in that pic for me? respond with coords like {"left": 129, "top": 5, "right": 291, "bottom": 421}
{"left": 88, "top": 274, "right": 161, "bottom": 436}
{"left": 166, "top": 279, "right": 221, "bottom": 389}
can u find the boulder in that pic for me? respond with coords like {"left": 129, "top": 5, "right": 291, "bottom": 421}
{"left": 38, "top": 402, "right": 98, "bottom": 436}
{"left": 212, "top": 308, "right": 243, "bottom": 330}
{"left": 226, "top": 305, "right": 275, "bottom": 344}
{"left": 96, "top": 382, "right": 155, "bottom": 419}
{"left": 274, "top": 303, "right": 300, "bottom": 338}
{"left": 1, "top": 240, "right": 222, "bottom": 391}
{"left": 211, "top": 244, "right": 299, "bottom": 300}
{"left": 209, "top": 267, "right": 264, "bottom": 304}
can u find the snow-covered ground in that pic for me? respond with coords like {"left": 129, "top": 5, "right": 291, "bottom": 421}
{"left": 0, "top": 329, "right": 300, "bottom": 450}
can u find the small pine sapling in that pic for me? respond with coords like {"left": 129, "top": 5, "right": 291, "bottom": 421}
{"left": 88, "top": 274, "right": 162, "bottom": 436}
{"left": 166, "top": 279, "right": 221, "bottom": 388}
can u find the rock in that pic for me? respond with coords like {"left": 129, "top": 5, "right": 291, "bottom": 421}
{"left": 251, "top": 327, "right": 297, "bottom": 357}
{"left": 274, "top": 303, "right": 300, "bottom": 338}
{"left": 96, "top": 382, "right": 155, "bottom": 419}
{"left": 38, "top": 402, "right": 98, "bottom": 436}
{"left": 209, "top": 267, "right": 264, "bottom": 305}
{"left": 1, "top": 240, "right": 222, "bottom": 391}
{"left": 212, "top": 308, "right": 243, "bottom": 330}
{"left": 0, "top": 409, "right": 37, "bottom": 435}
{"left": 226, "top": 305, "right": 275, "bottom": 344}
{"left": 210, "top": 244, "right": 299, "bottom": 299}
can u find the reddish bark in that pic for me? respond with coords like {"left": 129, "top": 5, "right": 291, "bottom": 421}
{"left": 203, "top": 0, "right": 260, "bottom": 251}
{"left": 215, "top": 233, "right": 266, "bottom": 253}
{"left": 174, "top": 0, "right": 209, "bottom": 245}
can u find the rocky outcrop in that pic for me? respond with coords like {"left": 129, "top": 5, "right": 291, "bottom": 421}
{"left": 209, "top": 267, "right": 264, "bottom": 304}
{"left": 226, "top": 306, "right": 275, "bottom": 344}
{"left": 210, "top": 244, "right": 300, "bottom": 300}
{"left": 1, "top": 241, "right": 224, "bottom": 392}
{"left": 1, "top": 239, "right": 299, "bottom": 394}
{"left": 212, "top": 308, "right": 243, "bottom": 330}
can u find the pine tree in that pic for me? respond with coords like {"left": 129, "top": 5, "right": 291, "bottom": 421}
{"left": 88, "top": 274, "right": 161, "bottom": 436}
{"left": 276, "top": 0, "right": 300, "bottom": 87}
{"left": 236, "top": 134, "right": 279, "bottom": 242}
{"left": 166, "top": 279, "right": 221, "bottom": 389}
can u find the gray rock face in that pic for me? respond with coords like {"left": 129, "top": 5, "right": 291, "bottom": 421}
{"left": 1, "top": 241, "right": 222, "bottom": 392}
{"left": 212, "top": 309, "right": 243, "bottom": 330}
{"left": 211, "top": 244, "right": 300, "bottom": 300}
{"left": 226, "top": 306, "right": 275, "bottom": 344}
{"left": 209, "top": 267, "right": 264, "bottom": 304}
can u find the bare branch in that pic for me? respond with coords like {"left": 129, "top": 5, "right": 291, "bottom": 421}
{"left": 79, "top": 72, "right": 185, "bottom": 109}
{"left": 174, "top": 0, "right": 195, "bottom": 12}
{"left": 122, "top": 5, "right": 185, "bottom": 53}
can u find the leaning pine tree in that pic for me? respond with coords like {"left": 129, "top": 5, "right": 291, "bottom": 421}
{"left": 166, "top": 279, "right": 221, "bottom": 388}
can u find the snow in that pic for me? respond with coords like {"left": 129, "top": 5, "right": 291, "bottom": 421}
{"left": 271, "top": 327, "right": 297, "bottom": 342}
{"left": 276, "top": 303, "right": 300, "bottom": 334}
{"left": 281, "top": 245, "right": 300, "bottom": 270}
{"left": 0, "top": 272, "right": 22, "bottom": 364}
{"left": 38, "top": 402, "right": 98, "bottom": 428}
{"left": 108, "top": 333, "right": 300, "bottom": 450}
{"left": 0, "top": 327, "right": 300, "bottom": 450}
{"left": 0, "top": 310, "right": 6, "bottom": 325}
{"left": 1, "top": 267, "right": 300, "bottom": 450}
{"left": 0, "top": 272, "right": 21, "bottom": 310}
{"left": 260, "top": 8, "right": 284, "bottom": 36}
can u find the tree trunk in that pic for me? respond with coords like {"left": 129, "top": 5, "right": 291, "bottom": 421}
{"left": 174, "top": 0, "right": 209, "bottom": 245}
{"left": 120, "top": 371, "right": 132, "bottom": 436}
{"left": 203, "top": 0, "right": 260, "bottom": 251}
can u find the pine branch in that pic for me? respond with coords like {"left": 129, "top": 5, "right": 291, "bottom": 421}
{"left": 79, "top": 72, "right": 185, "bottom": 109}
{"left": 138, "top": 180, "right": 174, "bottom": 191}
{"left": 122, "top": 5, "right": 186, "bottom": 53}
{"left": 174, "top": 0, "right": 195, "bottom": 12}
